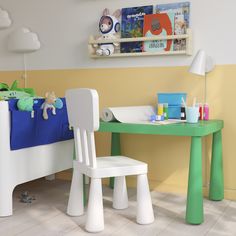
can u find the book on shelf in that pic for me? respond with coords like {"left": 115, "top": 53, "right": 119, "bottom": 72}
{"left": 155, "top": 1, "right": 190, "bottom": 51}
{"left": 121, "top": 5, "right": 153, "bottom": 53}
{"left": 143, "top": 13, "right": 175, "bottom": 53}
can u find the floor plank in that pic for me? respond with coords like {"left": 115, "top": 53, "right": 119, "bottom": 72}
{"left": 0, "top": 179, "right": 234, "bottom": 236}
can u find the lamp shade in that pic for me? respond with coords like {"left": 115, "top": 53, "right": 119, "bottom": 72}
{"left": 0, "top": 8, "right": 12, "bottom": 29}
{"left": 189, "top": 49, "right": 215, "bottom": 76}
{"left": 8, "top": 28, "right": 41, "bottom": 53}
{"left": 189, "top": 50, "right": 207, "bottom": 76}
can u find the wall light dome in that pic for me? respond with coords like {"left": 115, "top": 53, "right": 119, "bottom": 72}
{"left": 0, "top": 7, "right": 12, "bottom": 29}
{"left": 8, "top": 27, "right": 41, "bottom": 53}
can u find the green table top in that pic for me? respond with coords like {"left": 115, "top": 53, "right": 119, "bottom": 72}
{"left": 99, "top": 120, "right": 224, "bottom": 137}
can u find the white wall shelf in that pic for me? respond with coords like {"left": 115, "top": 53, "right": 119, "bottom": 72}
{"left": 88, "top": 29, "right": 192, "bottom": 58}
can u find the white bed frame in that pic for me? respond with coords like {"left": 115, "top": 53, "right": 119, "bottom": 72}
{"left": 0, "top": 101, "right": 73, "bottom": 217}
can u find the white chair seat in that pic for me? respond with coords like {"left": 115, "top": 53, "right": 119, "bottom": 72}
{"left": 74, "top": 156, "right": 147, "bottom": 178}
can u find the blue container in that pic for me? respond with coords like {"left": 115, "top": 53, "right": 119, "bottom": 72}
{"left": 157, "top": 93, "right": 187, "bottom": 119}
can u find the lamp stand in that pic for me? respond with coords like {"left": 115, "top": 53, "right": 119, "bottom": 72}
{"left": 22, "top": 53, "right": 27, "bottom": 88}
{"left": 204, "top": 74, "right": 207, "bottom": 104}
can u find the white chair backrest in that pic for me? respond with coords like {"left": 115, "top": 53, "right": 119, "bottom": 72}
{"left": 66, "top": 88, "right": 99, "bottom": 168}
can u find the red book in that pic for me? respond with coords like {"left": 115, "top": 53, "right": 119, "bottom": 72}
{"left": 143, "top": 13, "right": 174, "bottom": 52}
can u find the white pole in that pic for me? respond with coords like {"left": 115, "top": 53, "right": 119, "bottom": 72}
{"left": 23, "top": 53, "right": 27, "bottom": 88}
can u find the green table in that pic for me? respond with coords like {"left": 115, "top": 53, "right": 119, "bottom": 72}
{"left": 98, "top": 120, "right": 224, "bottom": 225}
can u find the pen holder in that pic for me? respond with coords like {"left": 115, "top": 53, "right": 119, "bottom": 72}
{"left": 186, "top": 106, "right": 199, "bottom": 123}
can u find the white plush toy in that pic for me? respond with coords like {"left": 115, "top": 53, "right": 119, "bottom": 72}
{"left": 94, "top": 8, "right": 121, "bottom": 56}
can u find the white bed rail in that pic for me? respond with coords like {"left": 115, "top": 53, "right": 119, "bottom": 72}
{"left": 0, "top": 101, "right": 73, "bottom": 216}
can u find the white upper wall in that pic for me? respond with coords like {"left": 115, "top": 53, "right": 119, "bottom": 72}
{"left": 0, "top": 0, "right": 235, "bottom": 71}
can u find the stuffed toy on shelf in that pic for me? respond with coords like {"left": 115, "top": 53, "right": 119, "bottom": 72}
{"left": 94, "top": 8, "right": 121, "bottom": 56}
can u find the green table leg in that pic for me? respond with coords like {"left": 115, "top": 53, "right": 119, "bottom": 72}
{"left": 186, "top": 136, "right": 203, "bottom": 224}
{"left": 109, "top": 133, "right": 121, "bottom": 189}
{"left": 209, "top": 130, "right": 224, "bottom": 200}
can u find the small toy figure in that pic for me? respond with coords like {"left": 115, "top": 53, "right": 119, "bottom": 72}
{"left": 17, "top": 97, "right": 37, "bottom": 112}
{"left": 17, "top": 97, "right": 39, "bottom": 118}
{"left": 41, "top": 91, "right": 57, "bottom": 120}
{"left": 19, "top": 191, "right": 36, "bottom": 203}
{"left": 94, "top": 8, "right": 121, "bottom": 56}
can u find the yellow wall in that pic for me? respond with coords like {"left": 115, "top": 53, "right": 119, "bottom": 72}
{"left": 0, "top": 65, "right": 235, "bottom": 199}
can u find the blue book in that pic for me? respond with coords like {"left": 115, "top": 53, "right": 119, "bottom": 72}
{"left": 121, "top": 5, "right": 153, "bottom": 53}
{"left": 156, "top": 2, "right": 190, "bottom": 51}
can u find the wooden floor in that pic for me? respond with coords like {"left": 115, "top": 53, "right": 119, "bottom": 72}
{"left": 1, "top": 179, "right": 236, "bottom": 236}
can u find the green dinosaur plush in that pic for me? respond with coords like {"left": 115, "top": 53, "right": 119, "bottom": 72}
{"left": 0, "top": 80, "right": 36, "bottom": 100}
{"left": 10, "top": 80, "right": 35, "bottom": 97}
{"left": 0, "top": 82, "right": 9, "bottom": 91}
{"left": 0, "top": 91, "right": 31, "bottom": 100}
{"left": 10, "top": 80, "right": 18, "bottom": 90}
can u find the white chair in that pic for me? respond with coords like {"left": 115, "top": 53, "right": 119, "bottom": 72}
{"left": 66, "top": 88, "right": 154, "bottom": 233}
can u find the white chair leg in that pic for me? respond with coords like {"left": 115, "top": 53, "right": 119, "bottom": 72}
{"left": 113, "top": 176, "right": 128, "bottom": 209}
{"left": 0, "top": 184, "right": 14, "bottom": 217}
{"left": 136, "top": 174, "right": 154, "bottom": 224}
{"left": 67, "top": 164, "right": 84, "bottom": 216}
{"left": 85, "top": 178, "right": 104, "bottom": 233}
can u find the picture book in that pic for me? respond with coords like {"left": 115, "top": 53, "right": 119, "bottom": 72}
{"left": 155, "top": 2, "right": 190, "bottom": 51}
{"left": 143, "top": 13, "right": 175, "bottom": 53}
{"left": 121, "top": 5, "right": 153, "bottom": 53}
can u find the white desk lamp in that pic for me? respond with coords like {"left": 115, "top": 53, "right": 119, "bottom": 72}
{"left": 189, "top": 49, "right": 215, "bottom": 103}
{"left": 8, "top": 27, "right": 41, "bottom": 87}
{"left": 0, "top": 7, "right": 12, "bottom": 29}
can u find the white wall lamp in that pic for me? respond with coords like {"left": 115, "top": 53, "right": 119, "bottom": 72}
{"left": 189, "top": 49, "right": 215, "bottom": 104}
{"left": 8, "top": 27, "right": 41, "bottom": 88}
{"left": 0, "top": 7, "right": 12, "bottom": 29}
